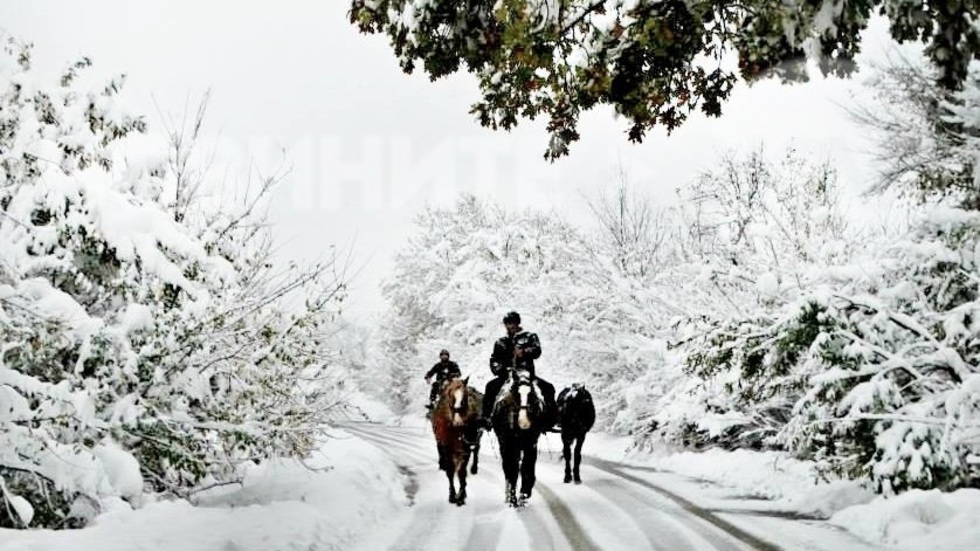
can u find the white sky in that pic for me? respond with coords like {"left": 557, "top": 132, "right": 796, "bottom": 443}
{"left": 3, "top": 0, "right": 898, "bottom": 317}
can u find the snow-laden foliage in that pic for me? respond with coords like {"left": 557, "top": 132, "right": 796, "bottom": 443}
{"left": 648, "top": 65, "right": 980, "bottom": 492}
{"left": 350, "top": 0, "right": 980, "bottom": 158}
{"left": 675, "top": 209, "right": 980, "bottom": 493}
{"left": 628, "top": 148, "right": 857, "bottom": 447}
{"left": 0, "top": 38, "right": 345, "bottom": 528}
{"left": 850, "top": 51, "right": 978, "bottom": 205}
{"left": 376, "top": 195, "right": 672, "bottom": 427}
{"left": 378, "top": 196, "right": 586, "bottom": 395}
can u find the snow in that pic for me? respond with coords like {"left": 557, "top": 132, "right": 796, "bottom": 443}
{"left": 92, "top": 440, "right": 144, "bottom": 501}
{"left": 583, "top": 432, "right": 980, "bottom": 550}
{"left": 118, "top": 303, "right": 154, "bottom": 333}
{"left": 3, "top": 10, "right": 980, "bottom": 551}
{"left": 587, "top": 433, "right": 837, "bottom": 501}
{"left": 332, "top": 391, "right": 401, "bottom": 424}
{"left": 0, "top": 430, "right": 408, "bottom": 551}
{"left": 0, "top": 482, "right": 35, "bottom": 527}
{"left": 830, "top": 489, "right": 980, "bottom": 551}
{"left": 2, "top": 421, "right": 978, "bottom": 550}
{"left": 756, "top": 272, "right": 780, "bottom": 297}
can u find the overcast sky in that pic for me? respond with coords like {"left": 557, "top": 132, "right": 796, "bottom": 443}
{"left": 4, "top": 1, "right": 898, "bottom": 317}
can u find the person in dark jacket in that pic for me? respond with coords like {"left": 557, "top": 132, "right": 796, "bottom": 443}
{"left": 480, "top": 311, "right": 556, "bottom": 430}
{"left": 425, "top": 349, "right": 461, "bottom": 410}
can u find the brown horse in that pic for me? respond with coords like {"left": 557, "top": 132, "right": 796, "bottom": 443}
{"left": 491, "top": 368, "right": 544, "bottom": 507}
{"left": 431, "top": 376, "right": 483, "bottom": 505}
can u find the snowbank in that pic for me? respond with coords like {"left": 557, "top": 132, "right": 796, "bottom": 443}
{"left": 0, "top": 429, "right": 408, "bottom": 551}
{"left": 830, "top": 489, "right": 980, "bottom": 551}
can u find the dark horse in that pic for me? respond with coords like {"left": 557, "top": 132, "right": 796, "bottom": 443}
{"left": 557, "top": 383, "right": 595, "bottom": 484}
{"left": 491, "top": 368, "right": 544, "bottom": 507}
{"left": 431, "top": 376, "right": 483, "bottom": 505}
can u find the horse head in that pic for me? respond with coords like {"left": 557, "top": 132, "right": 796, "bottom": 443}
{"left": 510, "top": 368, "right": 540, "bottom": 431}
{"left": 442, "top": 376, "right": 470, "bottom": 427}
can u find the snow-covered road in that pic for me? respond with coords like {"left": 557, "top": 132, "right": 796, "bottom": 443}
{"left": 340, "top": 422, "right": 888, "bottom": 551}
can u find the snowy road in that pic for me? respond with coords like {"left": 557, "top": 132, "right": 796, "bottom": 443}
{"left": 340, "top": 422, "right": 888, "bottom": 551}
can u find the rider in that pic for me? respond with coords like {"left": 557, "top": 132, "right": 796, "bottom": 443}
{"left": 424, "top": 349, "right": 461, "bottom": 410}
{"left": 480, "top": 311, "right": 556, "bottom": 430}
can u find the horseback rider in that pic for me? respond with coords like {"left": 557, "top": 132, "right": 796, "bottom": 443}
{"left": 425, "top": 349, "right": 461, "bottom": 410}
{"left": 480, "top": 311, "right": 557, "bottom": 430}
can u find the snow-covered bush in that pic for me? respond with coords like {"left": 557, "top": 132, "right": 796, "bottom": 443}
{"left": 662, "top": 207, "right": 980, "bottom": 493}
{"left": 784, "top": 209, "right": 980, "bottom": 493}
{"left": 0, "top": 37, "right": 345, "bottom": 528}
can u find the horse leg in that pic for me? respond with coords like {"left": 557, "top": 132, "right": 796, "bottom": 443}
{"left": 437, "top": 443, "right": 449, "bottom": 471}
{"left": 446, "top": 468, "right": 457, "bottom": 503}
{"left": 470, "top": 437, "right": 480, "bottom": 475}
{"left": 562, "top": 433, "right": 573, "bottom": 483}
{"left": 500, "top": 442, "right": 519, "bottom": 506}
{"left": 573, "top": 434, "right": 585, "bottom": 484}
{"left": 456, "top": 451, "right": 468, "bottom": 506}
{"left": 519, "top": 439, "right": 538, "bottom": 503}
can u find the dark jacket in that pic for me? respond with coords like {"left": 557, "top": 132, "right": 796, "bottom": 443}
{"left": 489, "top": 330, "right": 541, "bottom": 377}
{"left": 425, "top": 360, "right": 460, "bottom": 381}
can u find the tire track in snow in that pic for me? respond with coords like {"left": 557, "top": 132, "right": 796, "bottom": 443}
{"left": 585, "top": 477, "right": 739, "bottom": 551}
{"left": 346, "top": 422, "right": 618, "bottom": 551}
{"left": 585, "top": 457, "right": 781, "bottom": 551}
{"left": 533, "top": 483, "right": 603, "bottom": 551}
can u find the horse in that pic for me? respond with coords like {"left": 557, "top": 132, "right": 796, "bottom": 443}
{"left": 557, "top": 383, "right": 595, "bottom": 484}
{"left": 431, "top": 376, "right": 483, "bottom": 505}
{"left": 491, "top": 367, "right": 544, "bottom": 507}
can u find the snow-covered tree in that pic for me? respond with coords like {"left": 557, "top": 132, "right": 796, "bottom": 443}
{"left": 378, "top": 196, "right": 594, "bottom": 405}
{"left": 849, "top": 51, "right": 977, "bottom": 205}
{"left": 0, "top": 38, "right": 346, "bottom": 528}
{"left": 377, "top": 194, "right": 679, "bottom": 430}
{"left": 586, "top": 177, "right": 680, "bottom": 281}
{"left": 645, "top": 86, "right": 980, "bottom": 493}
{"left": 680, "top": 209, "right": 980, "bottom": 492}
{"left": 628, "top": 148, "right": 857, "bottom": 449}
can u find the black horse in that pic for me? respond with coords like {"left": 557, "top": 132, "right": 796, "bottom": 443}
{"left": 491, "top": 367, "right": 544, "bottom": 507}
{"left": 557, "top": 383, "right": 595, "bottom": 484}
